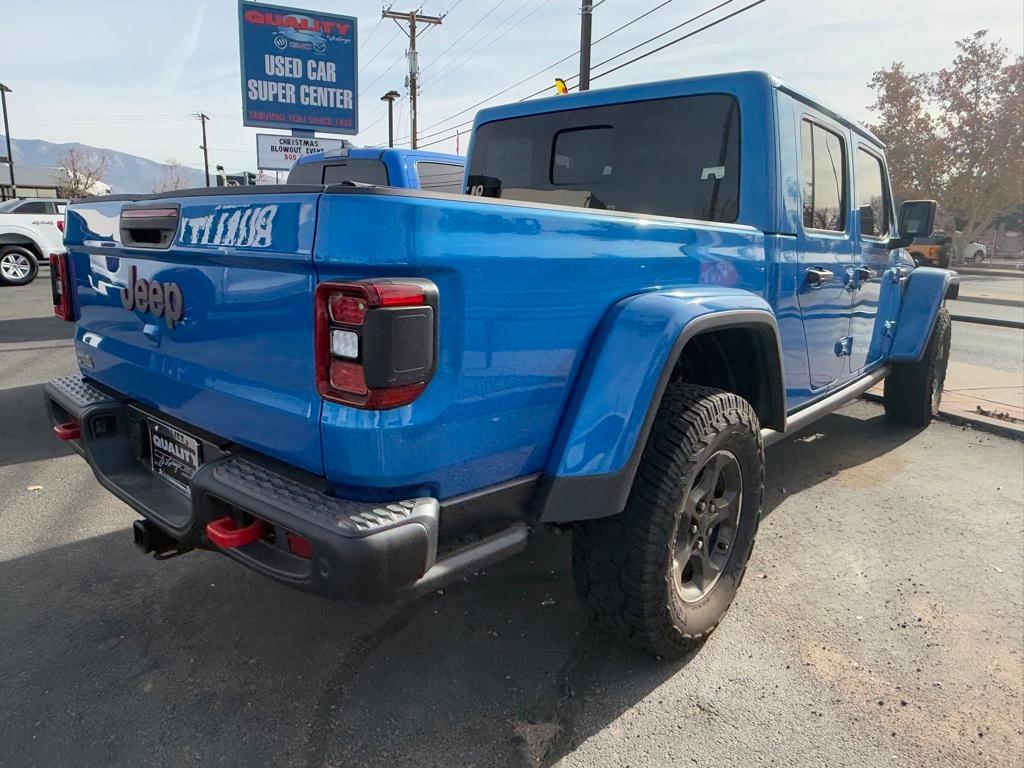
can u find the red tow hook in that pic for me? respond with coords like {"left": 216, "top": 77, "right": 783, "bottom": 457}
{"left": 53, "top": 421, "right": 81, "bottom": 441}
{"left": 206, "top": 517, "right": 264, "bottom": 548}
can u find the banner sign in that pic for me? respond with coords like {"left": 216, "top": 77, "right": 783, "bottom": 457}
{"left": 238, "top": 2, "right": 358, "bottom": 134}
{"left": 256, "top": 133, "right": 347, "bottom": 170}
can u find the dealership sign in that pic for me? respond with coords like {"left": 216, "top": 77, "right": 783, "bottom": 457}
{"left": 256, "top": 133, "right": 347, "bottom": 170}
{"left": 238, "top": 2, "right": 358, "bottom": 134}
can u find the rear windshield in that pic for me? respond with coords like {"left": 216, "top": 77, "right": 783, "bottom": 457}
{"left": 287, "top": 158, "right": 390, "bottom": 186}
{"left": 466, "top": 93, "right": 740, "bottom": 222}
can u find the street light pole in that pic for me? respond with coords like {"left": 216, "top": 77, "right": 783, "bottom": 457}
{"left": 381, "top": 90, "right": 400, "bottom": 148}
{"left": 0, "top": 84, "right": 16, "bottom": 197}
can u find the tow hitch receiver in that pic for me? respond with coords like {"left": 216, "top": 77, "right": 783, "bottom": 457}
{"left": 133, "top": 519, "right": 188, "bottom": 559}
{"left": 206, "top": 516, "right": 264, "bottom": 548}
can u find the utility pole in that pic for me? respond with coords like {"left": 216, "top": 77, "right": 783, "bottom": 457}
{"left": 382, "top": 8, "right": 443, "bottom": 149}
{"left": 578, "top": 1, "right": 605, "bottom": 92}
{"left": 194, "top": 112, "right": 210, "bottom": 187}
{"left": 380, "top": 90, "right": 401, "bottom": 148}
{"left": 0, "top": 84, "right": 16, "bottom": 197}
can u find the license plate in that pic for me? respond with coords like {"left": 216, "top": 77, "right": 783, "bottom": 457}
{"left": 148, "top": 419, "right": 202, "bottom": 495}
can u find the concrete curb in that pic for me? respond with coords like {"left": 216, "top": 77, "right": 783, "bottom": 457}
{"left": 950, "top": 314, "right": 1024, "bottom": 329}
{"left": 954, "top": 295, "right": 1024, "bottom": 309}
{"left": 862, "top": 392, "right": 1024, "bottom": 441}
{"left": 954, "top": 266, "right": 1024, "bottom": 278}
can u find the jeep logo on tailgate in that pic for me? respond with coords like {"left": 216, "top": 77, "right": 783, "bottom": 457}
{"left": 119, "top": 265, "right": 184, "bottom": 329}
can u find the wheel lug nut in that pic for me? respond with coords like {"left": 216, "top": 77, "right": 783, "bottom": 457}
{"left": 717, "top": 541, "right": 728, "bottom": 551}
{"left": 690, "top": 524, "right": 698, "bottom": 535}
{"left": 696, "top": 538, "right": 703, "bottom": 550}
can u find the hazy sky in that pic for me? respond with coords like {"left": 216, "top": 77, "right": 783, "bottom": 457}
{"left": 2, "top": 0, "right": 1021, "bottom": 174}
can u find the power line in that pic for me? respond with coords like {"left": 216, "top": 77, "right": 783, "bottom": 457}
{"left": 421, "top": 0, "right": 553, "bottom": 90}
{"left": 359, "top": 51, "right": 406, "bottom": 97}
{"left": 519, "top": 0, "right": 740, "bottom": 100}
{"left": 588, "top": 0, "right": 767, "bottom": 84}
{"left": 396, "top": 0, "right": 687, "bottom": 143}
{"left": 419, "top": 1, "right": 507, "bottom": 74}
{"left": 399, "top": 0, "right": 766, "bottom": 149}
{"left": 359, "top": 15, "right": 385, "bottom": 53}
{"left": 362, "top": 27, "right": 402, "bottom": 69}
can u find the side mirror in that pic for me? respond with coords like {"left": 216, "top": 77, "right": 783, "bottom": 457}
{"left": 888, "top": 199, "right": 937, "bottom": 250}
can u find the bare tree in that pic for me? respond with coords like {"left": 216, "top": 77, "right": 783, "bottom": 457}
{"left": 57, "top": 147, "right": 110, "bottom": 198}
{"left": 868, "top": 31, "right": 1024, "bottom": 257}
{"left": 153, "top": 158, "right": 189, "bottom": 193}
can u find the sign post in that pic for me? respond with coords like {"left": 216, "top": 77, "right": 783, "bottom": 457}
{"left": 238, "top": 2, "right": 358, "bottom": 135}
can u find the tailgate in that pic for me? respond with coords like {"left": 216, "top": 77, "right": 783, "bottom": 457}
{"left": 64, "top": 189, "right": 324, "bottom": 475}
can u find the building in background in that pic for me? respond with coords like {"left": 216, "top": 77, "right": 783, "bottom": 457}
{"left": 0, "top": 165, "right": 63, "bottom": 200}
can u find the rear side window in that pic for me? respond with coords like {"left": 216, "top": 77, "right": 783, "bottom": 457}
{"left": 467, "top": 93, "right": 740, "bottom": 222}
{"left": 800, "top": 119, "right": 847, "bottom": 232}
{"left": 416, "top": 162, "right": 464, "bottom": 193}
{"left": 15, "top": 201, "right": 48, "bottom": 214}
{"left": 321, "top": 159, "right": 389, "bottom": 186}
{"left": 855, "top": 148, "right": 890, "bottom": 238}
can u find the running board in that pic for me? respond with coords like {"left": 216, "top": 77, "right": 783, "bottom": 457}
{"left": 761, "top": 365, "right": 890, "bottom": 448}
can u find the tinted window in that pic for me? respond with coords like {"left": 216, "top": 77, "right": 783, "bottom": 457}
{"left": 15, "top": 201, "right": 48, "bottom": 214}
{"left": 416, "top": 162, "right": 465, "bottom": 193}
{"left": 321, "top": 159, "right": 389, "bottom": 186}
{"left": 467, "top": 94, "right": 740, "bottom": 222}
{"left": 855, "top": 148, "right": 889, "bottom": 238}
{"left": 800, "top": 119, "right": 847, "bottom": 232}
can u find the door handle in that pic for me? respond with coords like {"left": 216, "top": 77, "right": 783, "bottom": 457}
{"left": 805, "top": 267, "right": 834, "bottom": 287}
{"left": 856, "top": 267, "right": 875, "bottom": 283}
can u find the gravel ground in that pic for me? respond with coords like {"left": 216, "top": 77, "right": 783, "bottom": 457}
{"left": 1, "top": 280, "right": 1022, "bottom": 768}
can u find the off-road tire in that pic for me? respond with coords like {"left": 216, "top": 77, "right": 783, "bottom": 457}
{"left": 572, "top": 384, "right": 764, "bottom": 659}
{"left": 0, "top": 246, "right": 39, "bottom": 286}
{"left": 884, "top": 307, "right": 951, "bottom": 427}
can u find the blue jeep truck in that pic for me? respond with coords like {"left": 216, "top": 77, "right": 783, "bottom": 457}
{"left": 285, "top": 146, "right": 465, "bottom": 191}
{"left": 45, "top": 72, "right": 957, "bottom": 658}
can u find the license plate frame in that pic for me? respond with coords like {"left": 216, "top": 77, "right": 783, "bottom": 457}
{"left": 148, "top": 418, "right": 202, "bottom": 496}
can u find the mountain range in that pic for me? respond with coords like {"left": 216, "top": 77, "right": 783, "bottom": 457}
{"left": 2, "top": 135, "right": 206, "bottom": 194}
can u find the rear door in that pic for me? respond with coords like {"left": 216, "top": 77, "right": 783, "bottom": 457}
{"left": 849, "top": 144, "right": 899, "bottom": 373}
{"left": 65, "top": 190, "right": 324, "bottom": 475}
{"left": 794, "top": 115, "right": 856, "bottom": 390}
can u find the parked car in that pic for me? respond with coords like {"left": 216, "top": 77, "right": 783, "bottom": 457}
{"left": 0, "top": 197, "right": 67, "bottom": 286}
{"left": 45, "top": 71, "right": 956, "bottom": 659}
{"left": 960, "top": 240, "right": 987, "bottom": 263}
{"left": 907, "top": 231, "right": 952, "bottom": 267}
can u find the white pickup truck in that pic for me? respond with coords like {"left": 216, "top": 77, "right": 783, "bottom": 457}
{"left": 0, "top": 198, "right": 67, "bottom": 286}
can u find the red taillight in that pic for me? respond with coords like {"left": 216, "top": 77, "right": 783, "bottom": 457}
{"left": 50, "top": 252, "right": 76, "bottom": 321}
{"left": 315, "top": 280, "right": 436, "bottom": 410}
{"left": 329, "top": 360, "right": 367, "bottom": 394}
{"left": 56, "top": 219, "right": 65, "bottom": 233}
{"left": 370, "top": 283, "right": 426, "bottom": 307}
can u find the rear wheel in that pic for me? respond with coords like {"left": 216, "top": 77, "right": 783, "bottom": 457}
{"left": 572, "top": 384, "right": 763, "bottom": 659}
{"left": 884, "top": 308, "right": 951, "bottom": 426}
{"left": 0, "top": 246, "right": 39, "bottom": 286}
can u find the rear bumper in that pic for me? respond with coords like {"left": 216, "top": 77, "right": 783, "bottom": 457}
{"left": 44, "top": 375, "right": 524, "bottom": 600}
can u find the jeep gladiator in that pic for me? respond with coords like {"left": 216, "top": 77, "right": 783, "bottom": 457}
{"left": 45, "top": 72, "right": 957, "bottom": 658}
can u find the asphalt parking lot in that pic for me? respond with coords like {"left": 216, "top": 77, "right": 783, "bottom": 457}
{"left": 1, "top": 278, "right": 1022, "bottom": 768}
